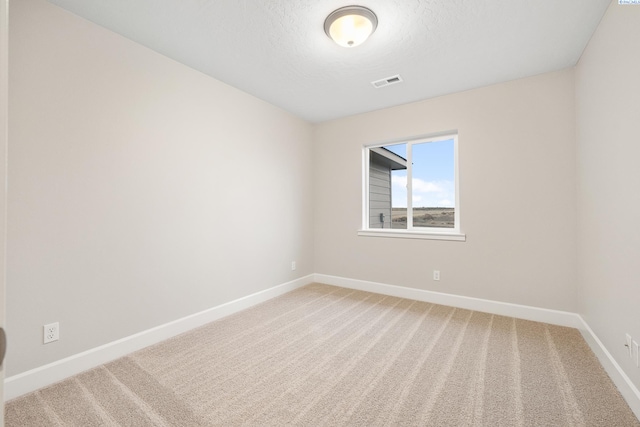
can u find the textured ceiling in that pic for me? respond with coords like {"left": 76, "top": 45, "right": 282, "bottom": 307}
{"left": 48, "top": 0, "right": 611, "bottom": 123}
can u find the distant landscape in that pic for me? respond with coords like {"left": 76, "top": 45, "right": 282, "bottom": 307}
{"left": 392, "top": 207, "right": 454, "bottom": 229}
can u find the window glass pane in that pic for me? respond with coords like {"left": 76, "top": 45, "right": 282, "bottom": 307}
{"left": 391, "top": 169, "right": 407, "bottom": 229}
{"left": 368, "top": 143, "right": 407, "bottom": 229}
{"left": 411, "top": 139, "right": 455, "bottom": 228}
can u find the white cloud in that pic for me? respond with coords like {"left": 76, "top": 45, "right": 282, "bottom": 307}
{"left": 391, "top": 175, "right": 406, "bottom": 188}
{"left": 391, "top": 175, "right": 442, "bottom": 193}
{"left": 391, "top": 175, "right": 444, "bottom": 193}
{"left": 391, "top": 174, "right": 455, "bottom": 208}
{"left": 412, "top": 179, "right": 443, "bottom": 193}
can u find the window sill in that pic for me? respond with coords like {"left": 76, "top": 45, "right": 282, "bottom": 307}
{"left": 357, "top": 229, "right": 466, "bottom": 241}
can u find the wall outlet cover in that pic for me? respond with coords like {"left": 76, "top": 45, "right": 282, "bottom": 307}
{"left": 44, "top": 322, "right": 59, "bottom": 344}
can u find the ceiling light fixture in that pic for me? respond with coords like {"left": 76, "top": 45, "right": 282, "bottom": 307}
{"left": 324, "top": 6, "right": 378, "bottom": 48}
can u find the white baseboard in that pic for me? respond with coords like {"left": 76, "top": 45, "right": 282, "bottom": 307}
{"left": 577, "top": 318, "right": 640, "bottom": 420}
{"left": 314, "top": 274, "right": 582, "bottom": 328}
{"left": 6, "top": 272, "right": 639, "bottom": 421}
{"left": 314, "top": 273, "right": 640, "bottom": 420}
{"left": 4, "top": 274, "right": 314, "bottom": 401}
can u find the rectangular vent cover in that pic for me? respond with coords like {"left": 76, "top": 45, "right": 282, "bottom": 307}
{"left": 371, "top": 74, "right": 403, "bottom": 89}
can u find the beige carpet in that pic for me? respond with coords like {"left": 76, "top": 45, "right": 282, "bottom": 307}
{"left": 6, "top": 283, "right": 639, "bottom": 426}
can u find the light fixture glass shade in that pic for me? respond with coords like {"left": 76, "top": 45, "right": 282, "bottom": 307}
{"left": 324, "top": 6, "right": 378, "bottom": 48}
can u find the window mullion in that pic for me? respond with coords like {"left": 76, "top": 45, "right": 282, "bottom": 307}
{"left": 406, "top": 142, "right": 413, "bottom": 230}
{"left": 363, "top": 147, "right": 370, "bottom": 229}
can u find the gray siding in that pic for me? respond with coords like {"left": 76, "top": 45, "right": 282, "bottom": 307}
{"left": 369, "top": 155, "right": 393, "bottom": 228}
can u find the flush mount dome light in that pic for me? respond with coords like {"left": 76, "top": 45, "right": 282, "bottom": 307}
{"left": 324, "top": 6, "right": 378, "bottom": 48}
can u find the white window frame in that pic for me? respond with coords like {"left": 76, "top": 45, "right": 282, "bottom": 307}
{"left": 358, "top": 132, "right": 465, "bottom": 241}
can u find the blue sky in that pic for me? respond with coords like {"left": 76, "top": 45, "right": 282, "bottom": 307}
{"left": 385, "top": 139, "right": 455, "bottom": 208}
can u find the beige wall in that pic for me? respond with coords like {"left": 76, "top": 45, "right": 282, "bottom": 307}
{"left": 9, "top": 0, "right": 636, "bottom": 399}
{"left": 314, "top": 70, "right": 578, "bottom": 311}
{"left": 7, "top": 0, "right": 314, "bottom": 376}
{"left": 576, "top": 2, "right": 640, "bottom": 390}
{"left": 1, "top": 0, "right": 8, "bottom": 416}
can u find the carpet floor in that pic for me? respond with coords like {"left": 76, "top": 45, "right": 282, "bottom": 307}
{"left": 6, "top": 283, "right": 640, "bottom": 426}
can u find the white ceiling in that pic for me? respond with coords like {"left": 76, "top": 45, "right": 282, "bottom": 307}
{"left": 48, "top": 0, "right": 611, "bottom": 123}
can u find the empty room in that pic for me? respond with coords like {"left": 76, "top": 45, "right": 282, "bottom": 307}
{"left": 1, "top": 0, "right": 639, "bottom": 425}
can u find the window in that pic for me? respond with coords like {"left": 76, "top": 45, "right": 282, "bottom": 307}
{"left": 360, "top": 133, "right": 464, "bottom": 241}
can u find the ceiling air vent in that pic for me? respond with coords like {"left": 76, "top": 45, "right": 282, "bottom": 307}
{"left": 371, "top": 74, "right": 403, "bottom": 89}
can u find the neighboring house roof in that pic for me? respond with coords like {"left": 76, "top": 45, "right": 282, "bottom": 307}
{"left": 370, "top": 147, "right": 407, "bottom": 171}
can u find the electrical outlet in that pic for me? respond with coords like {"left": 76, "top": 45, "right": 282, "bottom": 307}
{"left": 634, "top": 340, "right": 639, "bottom": 367}
{"left": 626, "top": 333, "right": 633, "bottom": 358}
{"left": 44, "top": 322, "right": 59, "bottom": 344}
{"left": 291, "top": 261, "right": 296, "bottom": 271}
{"left": 433, "top": 270, "right": 440, "bottom": 281}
